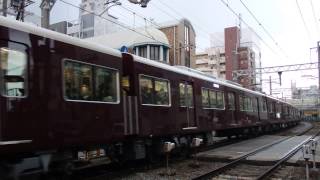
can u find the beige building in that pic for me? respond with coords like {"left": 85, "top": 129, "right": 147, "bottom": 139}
{"left": 195, "top": 47, "right": 226, "bottom": 79}
{"left": 158, "top": 18, "right": 196, "bottom": 68}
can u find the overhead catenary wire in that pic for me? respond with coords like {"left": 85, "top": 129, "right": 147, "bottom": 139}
{"left": 59, "top": 0, "right": 160, "bottom": 43}
{"left": 109, "top": 2, "right": 208, "bottom": 52}
{"left": 153, "top": 0, "right": 224, "bottom": 46}
{"left": 309, "top": 0, "right": 320, "bottom": 36}
{"left": 59, "top": 0, "right": 206, "bottom": 54}
{"left": 239, "top": 0, "right": 289, "bottom": 58}
{"left": 295, "top": 0, "right": 313, "bottom": 43}
{"left": 219, "top": 0, "right": 286, "bottom": 60}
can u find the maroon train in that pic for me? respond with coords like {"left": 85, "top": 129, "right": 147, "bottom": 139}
{"left": 0, "top": 17, "right": 300, "bottom": 177}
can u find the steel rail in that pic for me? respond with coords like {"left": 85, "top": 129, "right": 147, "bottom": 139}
{"left": 257, "top": 130, "right": 320, "bottom": 180}
{"left": 192, "top": 136, "right": 293, "bottom": 180}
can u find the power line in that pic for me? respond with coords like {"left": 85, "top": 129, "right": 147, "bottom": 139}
{"left": 239, "top": 0, "right": 289, "bottom": 58}
{"left": 219, "top": 0, "right": 285, "bottom": 60}
{"left": 309, "top": 0, "right": 320, "bottom": 36}
{"left": 220, "top": 0, "right": 289, "bottom": 60}
{"left": 59, "top": 0, "right": 160, "bottom": 42}
{"left": 295, "top": 0, "right": 312, "bottom": 43}
{"left": 118, "top": 4, "right": 162, "bottom": 29}
{"left": 153, "top": 0, "right": 224, "bottom": 46}
{"left": 145, "top": 1, "right": 207, "bottom": 52}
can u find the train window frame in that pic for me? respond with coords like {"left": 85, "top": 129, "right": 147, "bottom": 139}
{"left": 0, "top": 47, "right": 28, "bottom": 98}
{"left": 201, "top": 87, "right": 225, "bottom": 110}
{"left": 139, "top": 74, "right": 171, "bottom": 107}
{"left": 62, "top": 59, "right": 120, "bottom": 104}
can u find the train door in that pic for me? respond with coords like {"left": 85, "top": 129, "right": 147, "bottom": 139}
{"left": 0, "top": 40, "right": 33, "bottom": 142}
{"left": 179, "top": 81, "right": 197, "bottom": 129}
{"left": 226, "top": 92, "right": 237, "bottom": 125}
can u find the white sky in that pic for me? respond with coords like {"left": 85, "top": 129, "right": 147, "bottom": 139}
{"left": 26, "top": 0, "right": 320, "bottom": 98}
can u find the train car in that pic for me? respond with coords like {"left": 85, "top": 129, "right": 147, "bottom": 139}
{"left": 0, "top": 16, "right": 301, "bottom": 178}
{"left": 0, "top": 16, "right": 127, "bottom": 177}
{"left": 122, "top": 54, "right": 300, "bottom": 146}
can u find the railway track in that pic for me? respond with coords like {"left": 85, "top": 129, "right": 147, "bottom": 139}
{"left": 192, "top": 123, "right": 320, "bottom": 180}
{"left": 41, "top": 121, "right": 314, "bottom": 180}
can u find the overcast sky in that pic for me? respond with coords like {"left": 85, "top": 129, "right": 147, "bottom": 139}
{"left": 26, "top": 0, "right": 320, "bottom": 98}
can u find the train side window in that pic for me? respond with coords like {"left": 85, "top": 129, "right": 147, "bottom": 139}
{"left": 227, "top": 93, "right": 235, "bottom": 110}
{"left": 216, "top": 91, "right": 225, "bottom": 109}
{"left": 154, "top": 79, "right": 169, "bottom": 105}
{"left": 202, "top": 88, "right": 224, "bottom": 109}
{"left": 140, "top": 76, "right": 153, "bottom": 104}
{"left": 179, "top": 83, "right": 194, "bottom": 107}
{"left": 209, "top": 90, "right": 216, "bottom": 108}
{"left": 252, "top": 98, "right": 257, "bottom": 112}
{"left": 63, "top": 60, "right": 119, "bottom": 103}
{"left": 201, "top": 88, "right": 210, "bottom": 108}
{"left": 139, "top": 75, "right": 170, "bottom": 106}
{"left": 0, "top": 48, "right": 27, "bottom": 97}
{"left": 263, "top": 100, "right": 267, "bottom": 112}
{"left": 95, "top": 67, "right": 118, "bottom": 102}
{"left": 268, "top": 102, "right": 273, "bottom": 113}
{"left": 239, "top": 96, "right": 244, "bottom": 111}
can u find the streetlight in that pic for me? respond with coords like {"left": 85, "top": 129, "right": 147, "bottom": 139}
{"left": 128, "top": 0, "right": 151, "bottom": 8}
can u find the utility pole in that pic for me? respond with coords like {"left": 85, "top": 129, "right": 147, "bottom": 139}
{"left": 40, "top": 0, "right": 56, "bottom": 29}
{"left": 318, "top": 41, "right": 320, "bottom": 89}
{"left": 2, "top": 0, "right": 7, "bottom": 16}
{"left": 269, "top": 76, "right": 272, "bottom": 95}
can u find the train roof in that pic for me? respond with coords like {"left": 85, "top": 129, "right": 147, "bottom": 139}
{"left": 131, "top": 54, "right": 292, "bottom": 106}
{"left": 0, "top": 16, "right": 122, "bottom": 58}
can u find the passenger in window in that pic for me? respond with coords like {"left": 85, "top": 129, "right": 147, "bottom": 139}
{"left": 80, "top": 84, "right": 91, "bottom": 100}
{"left": 141, "top": 86, "right": 152, "bottom": 104}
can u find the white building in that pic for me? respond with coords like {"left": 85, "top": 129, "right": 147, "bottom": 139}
{"left": 87, "top": 27, "right": 170, "bottom": 62}
{"left": 67, "top": 0, "right": 120, "bottom": 38}
{"left": 195, "top": 47, "right": 226, "bottom": 79}
{"left": 0, "top": 0, "right": 41, "bottom": 26}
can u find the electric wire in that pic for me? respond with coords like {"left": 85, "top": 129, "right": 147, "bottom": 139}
{"left": 309, "top": 0, "right": 320, "bottom": 36}
{"left": 146, "top": 1, "right": 214, "bottom": 52}
{"left": 153, "top": 0, "right": 224, "bottom": 46}
{"left": 239, "top": 0, "right": 289, "bottom": 58}
{"left": 295, "top": 0, "right": 312, "bottom": 43}
{"left": 59, "top": 0, "right": 159, "bottom": 42}
{"left": 219, "top": 0, "right": 285, "bottom": 59}
{"left": 59, "top": 0, "right": 207, "bottom": 55}
{"left": 117, "top": 3, "right": 207, "bottom": 52}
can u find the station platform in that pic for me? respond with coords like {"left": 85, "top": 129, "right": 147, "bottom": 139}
{"left": 246, "top": 135, "right": 312, "bottom": 162}
{"left": 288, "top": 137, "right": 320, "bottom": 164}
{"left": 197, "top": 135, "right": 287, "bottom": 160}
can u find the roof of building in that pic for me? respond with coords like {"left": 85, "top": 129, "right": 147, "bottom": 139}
{"left": 0, "top": 16, "right": 121, "bottom": 57}
{"left": 86, "top": 27, "right": 170, "bottom": 49}
{"left": 158, "top": 18, "right": 196, "bottom": 36}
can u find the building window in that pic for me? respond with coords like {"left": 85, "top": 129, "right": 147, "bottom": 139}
{"left": 81, "top": 14, "right": 94, "bottom": 29}
{"left": 202, "top": 88, "right": 224, "bottom": 109}
{"left": 140, "top": 75, "right": 170, "bottom": 106}
{"left": 81, "top": 30, "right": 94, "bottom": 38}
{"left": 63, "top": 60, "right": 119, "bottom": 103}
{"left": 138, "top": 46, "right": 147, "bottom": 58}
{"left": 0, "top": 48, "right": 27, "bottom": 97}
{"left": 163, "top": 47, "right": 168, "bottom": 62}
{"left": 184, "top": 25, "right": 190, "bottom": 51}
{"left": 179, "top": 83, "right": 193, "bottom": 107}
{"left": 150, "top": 45, "right": 160, "bottom": 60}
